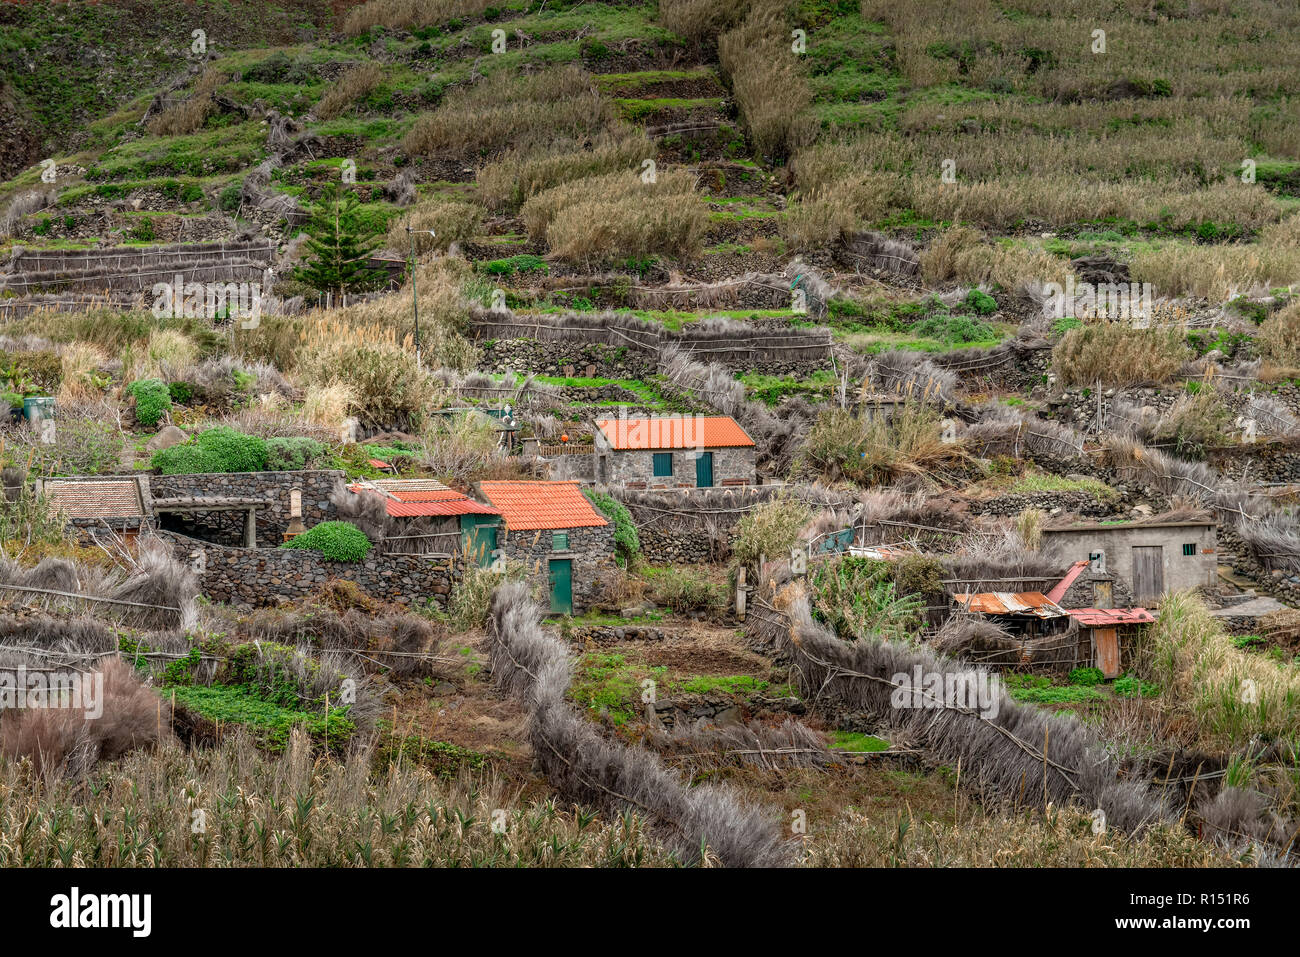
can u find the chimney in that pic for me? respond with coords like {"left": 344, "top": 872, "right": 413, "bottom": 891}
{"left": 284, "top": 487, "right": 307, "bottom": 540}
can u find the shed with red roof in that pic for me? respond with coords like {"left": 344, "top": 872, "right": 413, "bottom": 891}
{"left": 477, "top": 480, "right": 615, "bottom": 615}
{"left": 592, "top": 415, "right": 757, "bottom": 490}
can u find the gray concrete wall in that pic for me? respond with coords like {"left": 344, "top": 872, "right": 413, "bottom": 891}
{"left": 1043, "top": 523, "right": 1217, "bottom": 603}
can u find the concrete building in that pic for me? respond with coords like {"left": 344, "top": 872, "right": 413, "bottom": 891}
{"left": 1042, "top": 517, "right": 1218, "bottom": 605}
{"left": 478, "top": 480, "right": 615, "bottom": 614}
{"left": 593, "top": 415, "right": 756, "bottom": 490}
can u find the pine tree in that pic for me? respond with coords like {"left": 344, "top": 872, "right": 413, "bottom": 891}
{"left": 294, "top": 185, "right": 386, "bottom": 299}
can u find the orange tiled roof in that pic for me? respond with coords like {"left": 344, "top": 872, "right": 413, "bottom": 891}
{"left": 595, "top": 415, "right": 755, "bottom": 451}
{"left": 478, "top": 481, "right": 608, "bottom": 531}
{"left": 44, "top": 479, "right": 144, "bottom": 519}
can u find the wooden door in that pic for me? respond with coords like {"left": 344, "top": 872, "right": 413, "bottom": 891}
{"left": 1094, "top": 628, "right": 1120, "bottom": 679}
{"left": 1131, "top": 545, "right": 1164, "bottom": 603}
{"left": 548, "top": 558, "right": 573, "bottom": 615}
{"left": 695, "top": 451, "right": 714, "bottom": 488}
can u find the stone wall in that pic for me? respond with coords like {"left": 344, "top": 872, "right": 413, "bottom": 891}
{"left": 166, "top": 532, "right": 459, "bottom": 609}
{"left": 499, "top": 522, "right": 616, "bottom": 611}
{"left": 1210, "top": 441, "right": 1300, "bottom": 484}
{"left": 481, "top": 340, "right": 656, "bottom": 380}
{"left": 972, "top": 490, "right": 1119, "bottom": 519}
{"left": 597, "top": 445, "right": 757, "bottom": 490}
{"left": 150, "top": 470, "right": 343, "bottom": 547}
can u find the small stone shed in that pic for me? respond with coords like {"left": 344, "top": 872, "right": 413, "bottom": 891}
{"left": 478, "top": 480, "right": 615, "bottom": 615}
{"left": 1042, "top": 516, "right": 1218, "bottom": 605}
{"left": 40, "top": 477, "right": 151, "bottom": 542}
{"left": 348, "top": 478, "right": 501, "bottom": 564}
{"left": 593, "top": 415, "right": 756, "bottom": 490}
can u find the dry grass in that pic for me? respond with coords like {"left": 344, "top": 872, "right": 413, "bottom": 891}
{"left": 300, "top": 383, "right": 358, "bottom": 433}
{"left": 1137, "top": 590, "right": 1300, "bottom": 752}
{"left": 0, "top": 729, "right": 677, "bottom": 866}
{"left": 316, "top": 62, "right": 385, "bottom": 120}
{"left": 146, "top": 68, "right": 225, "bottom": 137}
{"left": 476, "top": 130, "right": 652, "bottom": 213}
{"left": 796, "top": 400, "right": 969, "bottom": 488}
{"left": 342, "top": 0, "right": 494, "bottom": 36}
{"left": 1132, "top": 241, "right": 1300, "bottom": 300}
{"left": 717, "top": 0, "right": 816, "bottom": 160}
{"left": 809, "top": 804, "right": 1227, "bottom": 867}
{"left": 921, "top": 226, "right": 1072, "bottom": 290}
{"left": 1052, "top": 323, "right": 1189, "bottom": 388}
{"left": 658, "top": 0, "right": 748, "bottom": 44}
{"left": 1256, "top": 301, "right": 1300, "bottom": 366}
{"left": 55, "top": 342, "right": 108, "bottom": 404}
{"left": 134, "top": 328, "right": 200, "bottom": 382}
{"left": 0, "top": 657, "right": 170, "bottom": 777}
{"left": 403, "top": 66, "right": 611, "bottom": 159}
{"left": 385, "top": 198, "right": 483, "bottom": 256}
{"left": 521, "top": 169, "right": 707, "bottom": 263}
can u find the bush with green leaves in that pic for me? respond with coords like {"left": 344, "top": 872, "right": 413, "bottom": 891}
{"left": 151, "top": 427, "right": 268, "bottom": 475}
{"left": 810, "top": 557, "right": 924, "bottom": 643}
{"left": 127, "top": 378, "right": 171, "bottom": 426}
{"left": 265, "top": 437, "right": 331, "bottom": 471}
{"left": 584, "top": 489, "right": 639, "bottom": 566}
{"left": 962, "top": 288, "right": 998, "bottom": 315}
{"left": 279, "top": 521, "right": 372, "bottom": 562}
{"left": 1067, "top": 667, "right": 1105, "bottom": 686}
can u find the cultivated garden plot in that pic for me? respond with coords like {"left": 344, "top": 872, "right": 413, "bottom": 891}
{"left": 0, "top": 0, "right": 1297, "bottom": 918}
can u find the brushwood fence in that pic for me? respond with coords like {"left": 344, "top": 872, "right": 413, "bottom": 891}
{"left": 469, "top": 308, "right": 832, "bottom": 367}
{"left": 1, "top": 241, "right": 277, "bottom": 297}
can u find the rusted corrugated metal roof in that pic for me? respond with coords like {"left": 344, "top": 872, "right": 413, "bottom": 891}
{"left": 1046, "top": 560, "right": 1090, "bottom": 604}
{"left": 1068, "top": 607, "right": 1155, "bottom": 627}
{"left": 347, "top": 480, "right": 500, "bottom": 519}
{"left": 952, "top": 591, "right": 1068, "bottom": 618}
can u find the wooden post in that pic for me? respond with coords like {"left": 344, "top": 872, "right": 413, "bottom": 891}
{"left": 735, "top": 566, "right": 746, "bottom": 621}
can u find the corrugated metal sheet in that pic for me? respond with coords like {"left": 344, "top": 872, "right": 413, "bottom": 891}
{"left": 1046, "top": 560, "right": 1089, "bottom": 604}
{"left": 952, "top": 591, "right": 1068, "bottom": 618}
{"left": 1069, "top": 607, "right": 1155, "bottom": 627}
{"left": 347, "top": 480, "right": 500, "bottom": 519}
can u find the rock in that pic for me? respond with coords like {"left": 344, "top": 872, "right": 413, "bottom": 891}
{"left": 146, "top": 425, "right": 188, "bottom": 451}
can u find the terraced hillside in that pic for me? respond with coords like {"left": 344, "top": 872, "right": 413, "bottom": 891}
{"left": 0, "top": 0, "right": 1298, "bottom": 871}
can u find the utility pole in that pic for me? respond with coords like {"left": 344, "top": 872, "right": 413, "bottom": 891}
{"left": 406, "top": 225, "right": 423, "bottom": 366}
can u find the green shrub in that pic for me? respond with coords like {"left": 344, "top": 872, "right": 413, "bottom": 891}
{"left": 279, "top": 521, "right": 372, "bottom": 562}
{"left": 1067, "top": 667, "right": 1105, "bottom": 686}
{"left": 151, "top": 426, "right": 268, "bottom": 474}
{"left": 2, "top": 392, "right": 23, "bottom": 409}
{"left": 963, "top": 288, "right": 998, "bottom": 315}
{"left": 265, "top": 437, "right": 330, "bottom": 471}
{"left": 583, "top": 489, "right": 639, "bottom": 566}
{"left": 127, "top": 377, "right": 171, "bottom": 426}
{"left": 167, "top": 381, "right": 194, "bottom": 405}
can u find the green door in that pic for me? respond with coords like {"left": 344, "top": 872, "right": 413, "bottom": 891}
{"left": 695, "top": 451, "right": 714, "bottom": 488}
{"left": 548, "top": 558, "right": 573, "bottom": 615}
{"left": 460, "top": 515, "right": 499, "bottom": 567}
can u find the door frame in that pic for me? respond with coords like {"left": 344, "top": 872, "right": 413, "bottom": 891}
{"left": 548, "top": 557, "right": 573, "bottom": 615}
{"left": 695, "top": 450, "right": 714, "bottom": 488}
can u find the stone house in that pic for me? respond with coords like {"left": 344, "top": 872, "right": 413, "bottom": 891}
{"left": 347, "top": 478, "right": 501, "bottom": 564}
{"left": 477, "top": 480, "right": 615, "bottom": 614}
{"left": 592, "top": 415, "right": 756, "bottom": 490}
{"left": 1042, "top": 516, "right": 1218, "bottom": 605}
{"left": 39, "top": 476, "right": 151, "bottom": 543}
